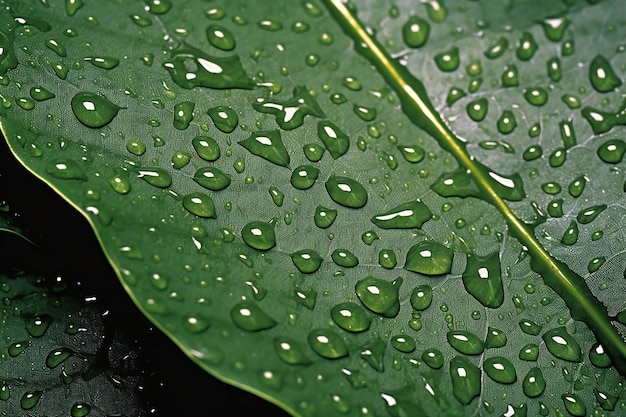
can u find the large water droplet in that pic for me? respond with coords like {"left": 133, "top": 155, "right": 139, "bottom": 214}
{"left": 485, "top": 327, "right": 507, "bottom": 348}
{"left": 241, "top": 221, "right": 276, "bottom": 251}
{"left": 496, "top": 110, "right": 517, "bottom": 134}
{"left": 516, "top": 32, "right": 538, "bottom": 61}
{"left": 291, "top": 165, "right": 320, "bottom": 190}
{"left": 434, "top": 47, "right": 459, "bottom": 72}
{"left": 594, "top": 388, "right": 618, "bottom": 411}
{"left": 331, "top": 249, "right": 359, "bottom": 267}
{"left": 137, "top": 167, "right": 172, "bottom": 188}
{"left": 390, "top": 335, "right": 416, "bottom": 353}
{"left": 30, "top": 86, "right": 55, "bottom": 101}
{"left": 561, "top": 220, "right": 579, "bottom": 245}
{"left": 331, "top": 302, "right": 371, "bottom": 332}
{"left": 421, "top": 348, "right": 444, "bottom": 369}
{"left": 519, "top": 343, "right": 539, "bottom": 361}
{"left": 447, "top": 330, "right": 484, "bottom": 355}
{"left": 230, "top": 301, "right": 276, "bottom": 331}
{"left": 355, "top": 276, "right": 401, "bottom": 317}
{"left": 193, "top": 136, "right": 220, "bottom": 161}
{"left": 239, "top": 130, "right": 290, "bottom": 167}
{"left": 462, "top": 251, "right": 503, "bottom": 308}
{"left": 253, "top": 86, "right": 324, "bottom": 130}
{"left": 597, "top": 139, "right": 625, "bottom": 164}
{"left": 273, "top": 337, "right": 311, "bottom": 365}
{"left": 26, "top": 315, "right": 52, "bottom": 337}
{"left": 206, "top": 24, "right": 236, "bottom": 51}
{"left": 562, "top": 393, "right": 586, "bottom": 416}
{"left": 402, "top": 15, "right": 430, "bottom": 48}
{"left": 317, "top": 121, "right": 350, "bottom": 159}
{"left": 404, "top": 241, "right": 453, "bottom": 275}
{"left": 308, "top": 329, "right": 348, "bottom": 359}
{"left": 449, "top": 356, "right": 481, "bottom": 405}
{"left": 410, "top": 285, "right": 432, "bottom": 310}
{"left": 371, "top": 200, "right": 432, "bottom": 229}
{"left": 577, "top": 204, "right": 606, "bottom": 224}
{"left": 378, "top": 249, "right": 397, "bottom": 269}
{"left": 173, "top": 101, "right": 195, "bottom": 130}
{"left": 522, "top": 367, "right": 545, "bottom": 397}
{"left": 589, "top": 343, "right": 611, "bottom": 368}
{"left": 524, "top": 87, "right": 548, "bottom": 106}
{"left": 46, "top": 159, "right": 88, "bottom": 181}
{"left": 466, "top": 98, "right": 488, "bottom": 121}
{"left": 589, "top": 55, "right": 622, "bottom": 93}
{"left": 484, "top": 37, "right": 508, "bottom": 59}
{"left": 291, "top": 249, "right": 323, "bottom": 273}
{"left": 194, "top": 167, "right": 231, "bottom": 190}
{"left": 314, "top": 205, "right": 337, "bottom": 228}
{"left": 208, "top": 105, "right": 238, "bottom": 133}
{"left": 325, "top": 176, "right": 368, "bottom": 208}
{"left": 483, "top": 356, "right": 516, "bottom": 384}
{"left": 46, "top": 348, "right": 73, "bottom": 368}
{"left": 20, "top": 391, "right": 43, "bottom": 410}
{"left": 71, "top": 92, "right": 120, "bottom": 128}
{"left": 542, "top": 326, "right": 582, "bottom": 362}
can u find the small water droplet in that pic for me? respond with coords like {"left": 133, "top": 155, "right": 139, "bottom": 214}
{"left": 331, "top": 249, "right": 359, "bottom": 267}
{"left": 524, "top": 87, "right": 548, "bottom": 106}
{"left": 173, "top": 101, "right": 195, "bottom": 130}
{"left": 462, "top": 251, "right": 503, "bottom": 308}
{"left": 291, "top": 165, "right": 319, "bottom": 190}
{"left": 379, "top": 249, "right": 397, "bottom": 269}
{"left": 274, "top": 337, "right": 311, "bottom": 365}
{"left": 589, "top": 343, "right": 611, "bottom": 368}
{"left": 484, "top": 37, "right": 508, "bottom": 59}
{"left": 46, "top": 348, "right": 73, "bottom": 368}
{"left": 360, "top": 339, "right": 386, "bottom": 372}
{"left": 308, "top": 328, "right": 348, "bottom": 359}
{"left": 466, "top": 98, "right": 488, "bottom": 121}
{"left": 449, "top": 356, "right": 481, "bottom": 405}
{"left": 206, "top": 24, "right": 236, "bottom": 51}
{"left": 137, "top": 167, "right": 172, "bottom": 188}
{"left": 434, "top": 47, "right": 459, "bottom": 72}
{"left": 519, "top": 343, "right": 539, "bottom": 361}
{"left": 239, "top": 130, "right": 290, "bottom": 167}
{"left": 519, "top": 319, "right": 542, "bottom": 335}
{"left": 562, "top": 393, "right": 586, "bottom": 416}
{"left": 589, "top": 55, "right": 622, "bottom": 93}
{"left": 71, "top": 92, "right": 120, "bottom": 128}
{"left": 421, "top": 348, "right": 443, "bottom": 369}
{"left": 342, "top": 76, "right": 361, "bottom": 91}
{"left": 371, "top": 200, "right": 432, "bottom": 229}
{"left": 594, "top": 388, "right": 617, "bottom": 411}
{"left": 588, "top": 256, "right": 606, "bottom": 273}
{"left": 242, "top": 221, "right": 275, "bottom": 251}
{"left": 597, "top": 139, "right": 625, "bottom": 164}
{"left": 182, "top": 192, "right": 216, "bottom": 218}
{"left": 561, "top": 94, "right": 580, "bottom": 109}
{"left": 230, "top": 301, "right": 276, "bottom": 331}
{"left": 542, "top": 326, "right": 582, "bottom": 362}
{"left": 46, "top": 159, "right": 87, "bottom": 181}
{"left": 402, "top": 16, "right": 430, "bottom": 48}
{"left": 522, "top": 367, "right": 545, "bottom": 397}
{"left": 30, "top": 86, "right": 55, "bottom": 101}
{"left": 446, "top": 87, "right": 467, "bottom": 106}
{"left": 70, "top": 403, "right": 91, "bottom": 417}
{"left": 517, "top": 32, "right": 538, "bottom": 61}
{"left": 317, "top": 121, "right": 350, "bottom": 159}
{"left": 410, "top": 285, "right": 433, "bottom": 311}
{"left": 192, "top": 136, "right": 220, "bottom": 161}
{"left": 194, "top": 167, "right": 231, "bottom": 190}
{"left": 447, "top": 330, "right": 484, "bottom": 355}
{"left": 404, "top": 241, "right": 453, "bottom": 275}
{"left": 355, "top": 276, "right": 401, "bottom": 317}
{"left": 331, "top": 302, "right": 371, "bottom": 332}
{"left": 484, "top": 356, "right": 516, "bottom": 384}
{"left": 84, "top": 56, "right": 119, "bottom": 69}
{"left": 523, "top": 145, "right": 542, "bottom": 161}
{"left": 390, "top": 335, "right": 416, "bottom": 353}
{"left": 20, "top": 391, "right": 43, "bottom": 410}
{"left": 577, "top": 204, "right": 606, "bottom": 224}
{"left": 314, "top": 205, "right": 337, "bottom": 228}
{"left": 548, "top": 147, "right": 566, "bottom": 167}
{"left": 325, "top": 176, "right": 367, "bottom": 208}
{"left": 291, "top": 249, "right": 323, "bottom": 273}
{"left": 268, "top": 186, "right": 284, "bottom": 207}
{"left": 207, "top": 105, "right": 238, "bottom": 133}
{"left": 8, "top": 341, "right": 29, "bottom": 357}
{"left": 496, "top": 110, "right": 517, "bottom": 134}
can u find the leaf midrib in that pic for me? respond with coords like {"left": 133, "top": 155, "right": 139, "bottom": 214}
{"left": 322, "top": 0, "right": 626, "bottom": 374}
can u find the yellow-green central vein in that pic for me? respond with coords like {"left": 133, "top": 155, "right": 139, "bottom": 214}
{"left": 322, "top": 0, "right": 626, "bottom": 374}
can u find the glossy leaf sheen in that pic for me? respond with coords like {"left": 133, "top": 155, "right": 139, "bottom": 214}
{"left": 1, "top": 1, "right": 626, "bottom": 416}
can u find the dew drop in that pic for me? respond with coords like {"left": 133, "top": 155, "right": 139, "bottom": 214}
{"left": 308, "top": 329, "right": 348, "bottom": 359}
{"left": 314, "top": 205, "right": 337, "bottom": 229}
{"left": 303, "top": 143, "right": 325, "bottom": 162}
{"left": 522, "top": 367, "right": 545, "bottom": 397}
{"left": 447, "top": 330, "right": 484, "bottom": 355}
{"left": 206, "top": 24, "right": 236, "bottom": 51}
{"left": 421, "top": 348, "right": 443, "bottom": 369}
{"left": 484, "top": 37, "right": 508, "bottom": 59}
{"left": 325, "top": 176, "right": 367, "bottom": 208}
{"left": 562, "top": 393, "right": 586, "bottom": 416}
{"left": 547, "top": 56, "right": 561, "bottom": 81}
{"left": 71, "top": 92, "right": 120, "bottom": 128}
{"left": 589, "top": 343, "right": 611, "bottom": 368}
{"left": 46, "top": 348, "right": 73, "bottom": 368}
{"left": 173, "top": 101, "right": 195, "bottom": 130}
{"left": 192, "top": 136, "right": 220, "bottom": 161}
{"left": 541, "top": 181, "right": 561, "bottom": 195}
{"left": 342, "top": 76, "right": 361, "bottom": 91}
{"left": 496, "top": 110, "right": 517, "bottom": 134}
{"left": 182, "top": 192, "right": 216, "bottom": 218}
{"left": 597, "top": 139, "right": 625, "bottom": 164}
{"left": 404, "top": 241, "right": 453, "bottom": 276}
{"left": 434, "top": 47, "right": 459, "bottom": 72}
{"left": 561, "top": 94, "right": 580, "bottom": 109}
{"left": 548, "top": 147, "right": 566, "bottom": 168}
{"left": 268, "top": 186, "right": 284, "bottom": 207}
{"left": 291, "top": 249, "right": 323, "bottom": 273}
{"left": 331, "top": 302, "right": 371, "bottom": 332}
{"left": 542, "top": 17, "right": 569, "bottom": 42}
{"left": 547, "top": 198, "right": 564, "bottom": 217}
{"left": 485, "top": 327, "right": 507, "bottom": 348}
{"left": 208, "top": 105, "right": 238, "bottom": 133}
{"left": 524, "top": 87, "right": 548, "bottom": 106}
{"left": 242, "top": 221, "right": 275, "bottom": 251}
{"left": 8, "top": 341, "right": 29, "bottom": 357}
{"left": 30, "top": 86, "right": 55, "bottom": 101}
{"left": 317, "top": 121, "right": 350, "bottom": 159}
{"left": 239, "top": 130, "right": 290, "bottom": 167}
{"left": 446, "top": 87, "right": 466, "bottom": 106}
{"left": 449, "top": 356, "right": 481, "bottom": 405}
{"left": 410, "top": 285, "right": 432, "bottom": 311}
{"left": 20, "top": 391, "right": 42, "bottom": 410}
{"left": 355, "top": 276, "right": 401, "bottom": 317}
{"left": 331, "top": 249, "right": 359, "bottom": 267}
{"left": 522, "top": 145, "right": 542, "bottom": 161}
{"left": 291, "top": 165, "right": 319, "bottom": 190}
{"left": 588, "top": 256, "right": 606, "bottom": 273}
{"left": 594, "top": 388, "right": 618, "bottom": 411}
{"left": 517, "top": 32, "right": 538, "bottom": 61}
{"left": 519, "top": 343, "right": 539, "bottom": 361}
{"left": 483, "top": 356, "right": 516, "bottom": 384}
{"left": 273, "top": 337, "right": 311, "bottom": 365}
{"left": 194, "top": 167, "right": 231, "bottom": 190}
{"left": 397, "top": 145, "right": 425, "bottom": 163}
{"left": 519, "top": 319, "right": 542, "bottom": 335}
{"left": 462, "top": 251, "right": 503, "bottom": 308}
{"left": 371, "top": 200, "right": 432, "bottom": 229}
{"left": 353, "top": 104, "right": 377, "bottom": 121}
{"left": 577, "top": 204, "right": 606, "bottom": 224}
{"left": 230, "top": 301, "right": 276, "bottom": 331}
{"left": 70, "top": 403, "right": 91, "bottom": 417}
{"left": 542, "top": 326, "right": 582, "bottom": 362}
{"left": 378, "top": 249, "right": 397, "bottom": 269}
{"left": 46, "top": 159, "right": 87, "bottom": 181}
{"left": 84, "top": 56, "right": 119, "bottom": 69}
{"left": 360, "top": 339, "right": 386, "bottom": 372}
{"left": 589, "top": 55, "right": 622, "bottom": 93}
{"left": 466, "top": 98, "right": 488, "bottom": 121}
{"left": 402, "top": 16, "right": 430, "bottom": 48}
{"left": 137, "top": 167, "right": 171, "bottom": 188}
{"left": 390, "top": 335, "right": 416, "bottom": 353}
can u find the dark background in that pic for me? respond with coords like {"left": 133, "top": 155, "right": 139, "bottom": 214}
{"left": 0, "top": 136, "right": 290, "bottom": 417}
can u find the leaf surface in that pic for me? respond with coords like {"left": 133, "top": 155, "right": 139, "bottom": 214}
{"left": 1, "top": 0, "right": 626, "bottom": 415}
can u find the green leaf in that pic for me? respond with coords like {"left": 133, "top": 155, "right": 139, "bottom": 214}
{"left": 1, "top": 0, "right": 626, "bottom": 416}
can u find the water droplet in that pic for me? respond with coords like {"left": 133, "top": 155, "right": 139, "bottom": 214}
{"left": 588, "top": 256, "right": 606, "bottom": 273}
{"left": 257, "top": 19, "right": 282, "bottom": 31}
{"left": 517, "top": 32, "right": 538, "bottom": 61}
{"left": 404, "top": 241, "right": 453, "bottom": 275}
{"left": 519, "top": 319, "right": 542, "bottom": 335}
{"left": 46, "top": 348, "right": 73, "bottom": 368}
{"left": 8, "top": 341, "right": 29, "bottom": 357}
{"left": 239, "top": 130, "right": 290, "bottom": 167}
{"left": 547, "top": 198, "right": 563, "bottom": 217}
{"left": 562, "top": 393, "right": 586, "bottom": 416}
{"left": 163, "top": 42, "right": 254, "bottom": 90}
{"left": 434, "top": 47, "right": 459, "bottom": 72}
{"left": 130, "top": 14, "right": 152, "bottom": 27}
{"left": 20, "top": 391, "right": 43, "bottom": 410}
{"left": 522, "top": 367, "right": 545, "bottom": 397}
{"left": 355, "top": 276, "right": 401, "bottom": 317}
{"left": 361, "top": 230, "right": 379, "bottom": 245}
{"left": 182, "top": 192, "right": 216, "bottom": 218}
{"left": 483, "top": 356, "right": 516, "bottom": 384}
{"left": 194, "top": 167, "right": 231, "bottom": 190}
{"left": 447, "top": 330, "right": 484, "bottom": 355}
{"left": 589, "top": 55, "right": 621, "bottom": 93}
{"left": 484, "top": 37, "right": 508, "bottom": 59}
{"left": 425, "top": 0, "right": 447, "bottom": 21}
{"left": 466, "top": 98, "right": 488, "bottom": 121}
{"left": 145, "top": 0, "right": 171, "bottom": 14}
{"left": 485, "top": 327, "right": 507, "bottom": 348}
{"left": 397, "top": 145, "right": 425, "bottom": 163}
{"left": 253, "top": 86, "right": 324, "bottom": 130}
{"left": 523, "top": 145, "right": 542, "bottom": 161}
{"left": 360, "top": 339, "right": 386, "bottom": 371}
{"left": 125, "top": 140, "right": 146, "bottom": 156}
{"left": 207, "top": 105, "right": 238, "bottom": 133}
{"left": 589, "top": 343, "right": 611, "bottom": 368}
{"left": 331, "top": 302, "right": 371, "bottom": 332}
{"left": 241, "top": 221, "right": 275, "bottom": 251}
{"left": 462, "top": 251, "right": 503, "bottom": 308}
{"left": 542, "top": 326, "right": 582, "bottom": 362}
{"left": 390, "top": 335, "right": 416, "bottom": 353}
{"left": 524, "top": 87, "right": 548, "bottom": 106}
{"left": 597, "top": 139, "right": 625, "bottom": 164}
{"left": 402, "top": 16, "right": 430, "bottom": 48}
{"left": 331, "top": 92, "right": 347, "bottom": 105}
{"left": 353, "top": 104, "right": 377, "bottom": 121}
{"left": 71, "top": 92, "right": 120, "bottom": 128}
{"left": 303, "top": 143, "right": 325, "bottom": 162}
{"left": 410, "top": 285, "right": 432, "bottom": 311}
{"left": 548, "top": 147, "right": 566, "bottom": 167}
{"left": 496, "top": 110, "right": 517, "bottom": 134}
{"left": 594, "top": 388, "right": 618, "bottom": 411}
{"left": 46, "top": 159, "right": 87, "bottom": 181}
{"left": 230, "top": 301, "right": 276, "bottom": 331}
{"left": 342, "top": 76, "right": 361, "bottom": 91}
{"left": 206, "top": 24, "right": 236, "bottom": 51}
{"left": 268, "top": 186, "right": 284, "bottom": 207}
{"left": 541, "top": 181, "right": 561, "bottom": 195}
{"left": 546, "top": 56, "right": 562, "bottom": 82}
{"left": 325, "top": 176, "right": 367, "bottom": 208}
{"left": 70, "top": 403, "right": 91, "bottom": 417}
{"left": 137, "top": 167, "right": 172, "bottom": 188}
{"left": 421, "top": 348, "right": 443, "bottom": 369}
{"left": 317, "top": 121, "right": 350, "bottom": 159}
{"left": 293, "top": 288, "right": 317, "bottom": 309}
{"left": 173, "top": 101, "right": 195, "bottom": 130}
{"left": 519, "top": 343, "right": 539, "bottom": 361}
{"left": 542, "top": 17, "right": 569, "bottom": 42}
{"left": 449, "top": 356, "right": 481, "bottom": 405}
{"left": 371, "top": 200, "right": 432, "bottom": 229}
{"left": 291, "top": 165, "right": 319, "bottom": 190}
{"left": 274, "top": 337, "right": 311, "bottom": 365}
{"left": 30, "top": 86, "right": 55, "bottom": 101}
{"left": 0, "top": 383, "right": 9, "bottom": 401}
{"left": 331, "top": 249, "right": 359, "bottom": 267}
{"left": 308, "top": 328, "right": 348, "bottom": 359}
{"left": 446, "top": 87, "right": 466, "bottom": 106}
{"left": 577, "top": 204, "right": 606, "bottom": 224}
{"left": 291, "top": 249, "right": 323, "bottom": 273}
{"left": 310, "top": 206, "right": 336, "bottom": 229}
{"left": 191, "top": 136, "right": 220, "bottom": 161}
{"left": 84, "top": 56, "right": 119, "bottom": 69}
{"left": 378, "top": 249, "right": 397, "bottom": 269}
